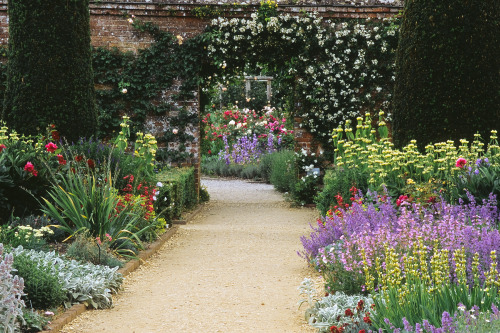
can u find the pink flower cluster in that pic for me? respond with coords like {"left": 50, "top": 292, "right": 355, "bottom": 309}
{"left": 24, "top": 161, "right": 38, "bottom": 177}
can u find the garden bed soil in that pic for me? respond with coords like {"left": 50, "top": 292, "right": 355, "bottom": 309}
{"left": 58, "top": 178, "right": 318, "bottom": 333}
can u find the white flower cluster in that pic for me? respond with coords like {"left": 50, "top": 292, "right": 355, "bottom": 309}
{"left": 207, "top": 11, "right": 399, "bottom": 142}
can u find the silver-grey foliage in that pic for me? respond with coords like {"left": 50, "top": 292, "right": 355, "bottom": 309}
{"left": 12, "top": 246, "right": 123, "bottom": 309}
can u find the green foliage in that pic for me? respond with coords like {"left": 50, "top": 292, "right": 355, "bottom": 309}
{"left": 199, "top": 185, "right": 210, "bottom": 203}
{"left": 0, "top": 224, "right": 51, "bottom": 251}
{"left": 322, "top": 255, "right": 365, "bottom": 295}
{"left": 13, "top": 253, "right": 66, "bottom": 310}
{"left": 269, "top": 150, "right": 296, "bottom": 193}
{"left": 20, "top": 308, "right": 50, "bottom": 333}
{"left": 155, "top": 167, "right": 198, "bottom": 221}
{"left": 65, "top": 232, "right": 123, "bottom": 268}
{"left": 447, "top": 158, "right": 500, "bottom": 206}
{"left": 392, "top": 0, "right": 500, "bottom": 150}
{"left": 13, "top": 247, "right": 123, "bottom": 309}
{"left": 453, "top": 306, "right": 500, "bottom": 333}
{"left": 292, "top": 175, "right": 319, "bottom": 206}
{"left": 315, "top": 168, "right": 369, "bottom": 216}
{"left": 208, "top": 14, "right": 399, "bottom": 144}
{"left": 372, "top": 282, "right": 499, "bottom": 331}
{"left": 3, "top": 0, "right": 97, "bottom": 142}
{"left": 0, "top": 124, "right": 65, "bottom": 222}
{"left": 326, "top": 112, "right": 500, "bottom": 207}
{"left": 91, "top": 21, "right": 199, "bottom": 164}
{"left": 40, "top": 161, "right": 149, "bottom": 255}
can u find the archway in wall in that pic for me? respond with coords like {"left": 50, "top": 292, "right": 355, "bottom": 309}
{"left": 196, "top": 2, "right": 401, "bottom": 185}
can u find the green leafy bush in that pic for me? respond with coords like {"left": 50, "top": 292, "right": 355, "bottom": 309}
{"left": 65, "top": 232, "right": 123, "bottom": 268}
{"left": 269, "top": 150, "right": 296, "bottom": 193}
{"left": 199, "top": 185, "right": 210, "bottom": 203}
{"left": 315, "top": 168, "right": 368, "bottom": 215}
{"left": 13, "top": 253, "right": 66, "bottom": 310}
{"left": 392, "top": 0, "right": 500, "bottom": 149}
{"left": 0, "top": 224, "right": 51, "bottom": 251}
{"left": 20, "top": 308, "right": 50, "bottom": 333}
{"left": 155, "top": 167, "right": 197, "bottom": 221}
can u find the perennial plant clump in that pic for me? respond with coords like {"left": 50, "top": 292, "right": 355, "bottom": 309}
{"left": 12, "top": 246, "right": 123, "bottom": 309}
{"left": 0, "top": 244, "right": 25, "bottom": 333}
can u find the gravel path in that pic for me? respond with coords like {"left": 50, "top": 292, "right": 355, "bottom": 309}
{"left": 61, "top": 178, "right": 318, "bottom": 333}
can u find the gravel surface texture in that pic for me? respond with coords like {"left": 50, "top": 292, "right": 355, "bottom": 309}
{"left": 60, "top": 178, "right": 318, "bottom": 333}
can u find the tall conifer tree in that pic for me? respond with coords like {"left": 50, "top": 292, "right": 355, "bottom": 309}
{"left": 3, "top": 0, "right": 97, "bottom": 142}
{"left": 392, "top": 0, "right": 500, "bottom": 149}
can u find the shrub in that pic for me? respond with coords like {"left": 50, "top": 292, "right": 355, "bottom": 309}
{"left": 0, "top": 224, "right": 51, "bottom": 251}
{"left": 392, "top": 0, "right": 500, "bottom": 149}
{"left": 3, "top": 0, "right": 97, "bottom": 142}
{"left": 315, "top": 168, "right": 368, "bottom": 215}
{"left": 0, "top": 244, "right": 25, "bottom": 333}
{"left": 199, "top": 185, "right": 210, "bottom": 203}
{"left": 369, "top": 248, "right": 500, "bottom": 331}
{"left": 155, "top": 167, "right": 197, "bottom": 221}
{"left": 13, "top": 253, "right": 66, "bottom": 310}
{"left": 65, "top": 232, "right": 123, "bottom": 268}
{"left": 291, "top": 174, "right": 319, "bottom": 206}
{"left": 258, "top": 152, "right": 273, "bottom": 182}
{"left": 269, "top": 150, "right": 296, "bottom": 192}
{"left": 330, "top": 113, "right": 500, "bottom": 206}
{"left": 20, "top": 308, "right": 50, "bottom": 333}
{"left": 0, "top": 136, "right": 53, "bottom": 222}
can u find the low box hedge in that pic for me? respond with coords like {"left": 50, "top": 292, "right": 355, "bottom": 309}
{"left": 155, "top": 167, "right": 197, "bottom": 222}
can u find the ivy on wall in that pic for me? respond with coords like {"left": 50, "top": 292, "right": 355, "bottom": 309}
{"left": 91, "top": 19, "right": 205, "bottom": 163}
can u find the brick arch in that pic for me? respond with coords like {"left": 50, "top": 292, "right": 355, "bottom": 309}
{"left": 0, "top": 0, "right": 402, "bottom": 196}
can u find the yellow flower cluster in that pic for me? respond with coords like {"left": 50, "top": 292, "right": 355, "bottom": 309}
{"left": 363, "top": 242, "right": 499, "bottom": 306}
{"left": 331, "top": 113, "right": 500, "bottom": 189}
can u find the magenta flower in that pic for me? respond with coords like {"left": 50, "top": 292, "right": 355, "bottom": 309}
{"left": 45, "top": 142, "right": 58, "bottom": 153}
{"left": 456, "top": 157, "right": 467, "bottom": 168}
{"left": 24, "top": 161, "right": 38, "bottom": 177}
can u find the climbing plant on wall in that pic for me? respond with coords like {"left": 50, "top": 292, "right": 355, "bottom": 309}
{"left": 204, "top": 3, "right": 400, "bottom": 144}
{"left": 92, "top": 19, "right": 204, "bottom": 163}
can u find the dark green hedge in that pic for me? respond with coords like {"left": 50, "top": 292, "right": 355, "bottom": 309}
{"left": 3, "top": 0, "right": 97, "bottom": 142}
{"left": 155, "top": 167, "right": 197, "bottom": 221}
{"left": 392, "top": 0, "right": 500, "bottom": 149}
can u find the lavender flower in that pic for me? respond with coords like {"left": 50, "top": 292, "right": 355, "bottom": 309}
{"left": 300, "top": 190, "right": 500, "bottom": 286}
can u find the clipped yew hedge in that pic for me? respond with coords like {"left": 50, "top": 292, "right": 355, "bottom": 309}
{"left": 155, "top": 167, "right": 197, "bottom": 222}
{"left": 392, "top": 0, "right": 500, "bottom": 150}
{"left": 3, "top": 0, "right": 97, "bottom": 142}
